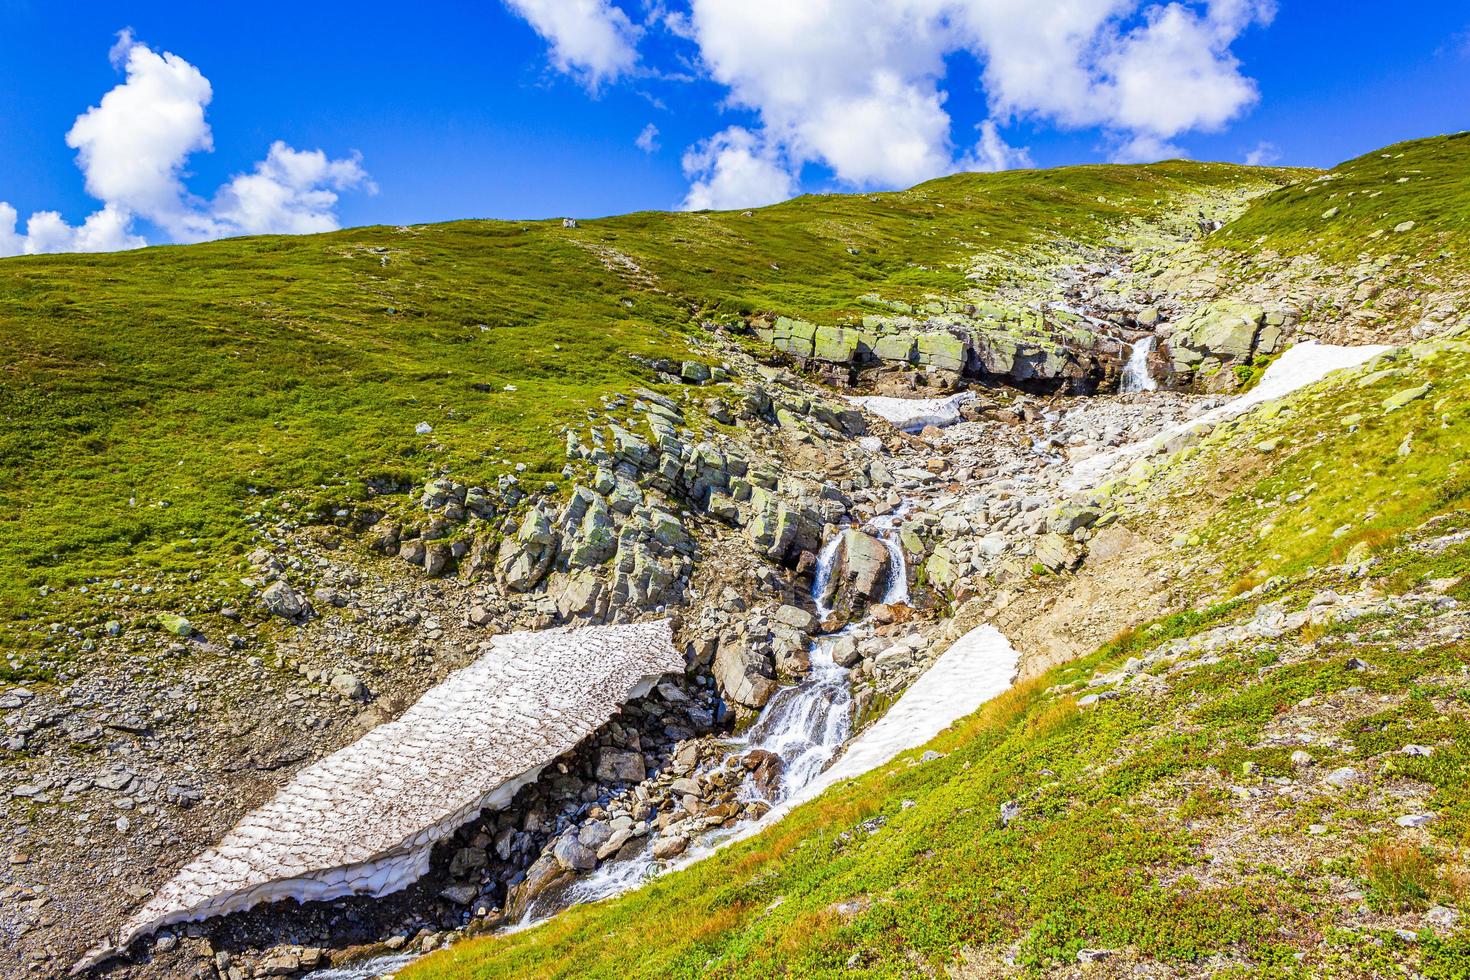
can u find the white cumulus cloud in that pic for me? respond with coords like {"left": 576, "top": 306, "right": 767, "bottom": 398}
{"left": 1244, "top": 140, "right": 1280, "bottom": 166}
{"left": 962, "top": 120, "right": 1035, "bottom": 173}
{"left": 0, "top": 32, "right": 373, "bottom": 258}
{"left": 212, "top": 142, "right": 375, "bottom": 236}
{"left": 510, "top": 0, "right": 1276, "bottom": 205}
{"left": 502, "top": 0, "right": 641, "bottom": 89}
{"left": 65, "top": 30, "right": 215, "bottom": 240}
{"left": 681, "top": 126, "right": 796, "bottom": 211}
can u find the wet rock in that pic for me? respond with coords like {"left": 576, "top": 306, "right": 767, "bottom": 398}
{"left": 743, "top": 749, "right": 784, "bottom": 799}
{"left": 553, "top": 835, "right": 597, "bottom": 871}
{"left": 507, "top": 854, "right": 570, "bottom": 919}
{"left": 651, "top": 835, "right": 688, "bottom": 860}
{"left": 817, "top": 529, "right": 891, "bottom": 618}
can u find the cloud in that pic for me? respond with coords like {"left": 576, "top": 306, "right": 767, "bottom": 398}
{"left": 635, "top": 123, "right": 660, "bottom": 153}
{"left": 1244, "top": 140, "right": 1280, "bottom": 166}
{"left": 65, "top": 29, "right": 215, "bottom": 239}
{"left": 681, "top": 126, "right": 796, "bottom": 211}
{"left": 686, "top": 0, "right": 956, "bottom": 190}
{"left": 516, "top": 0, "right": 1271, "bottom": 204}
{"left": 961, "top": 120, "right": 1034, "bottom": 173}
{"left": 1109, "top": 132, "right": 1187, "bottom": 163}
{"left": 502, "top": 0, "right": 641, "bottom": 89}
{"left": 211, "top": 142, "right": 375, "bottom": 236}
{"left": 0, "top": 33, "right": 373, "bottom": 257}
{"left": 0, "top": 202, "right": 145, "bottom": 256}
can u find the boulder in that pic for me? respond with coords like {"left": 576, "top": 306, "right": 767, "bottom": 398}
{"left": 743, "top": 749, "right": 784, "bottom": 799}
{"left": 1034, "top": 534, "right": 1081, "bottom": 573}
{"left": 506, "top": 854, "right": 569, "bottom": 920}
{"left": 713, "top": 641, "right": 778, "bottom": 709}
{"left": 1165, "top": 300, "right": 1266, "bottom": 373}
{"left": 561, "top": 488, "right": 616, "bottom": 568}
{"left": 594, "top": 748, "right": 646, "bottom": 783}
{"left": 772, "top": 604, "right": 817, "bottom": 634}
{"left": 817, "top": 528, "right": 892, "bottom": 618}
{"left": 261, "top": 581, "right": 308, "bottom": 619}
{"left": 914, "top": 333, "right": 966, "bottom": 373}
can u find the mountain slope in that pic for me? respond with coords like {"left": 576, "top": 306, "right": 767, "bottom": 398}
{"left": 0, "top": 161, "right": 1289, "bottom": 667}
{"left": 396, "top": 138, "right": 1470, "bottom": 977}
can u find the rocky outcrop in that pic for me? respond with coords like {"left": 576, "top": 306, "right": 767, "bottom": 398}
{"left": 497, "top": 508, "right": 559, "bottom": 591}
{"left": 758, "top": 301, "right": 1119, "bottom": 393}
{"left": 1161, "top": 300, "right": 1286, "bottom": 383}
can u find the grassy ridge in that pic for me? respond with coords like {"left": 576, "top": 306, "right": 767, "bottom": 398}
{"left": 1213, "top": 130, "right": 1470, "bottom": 264}
{"left": 403, "top": 330, "right": 1470, "bottom": 980}
{"left": 0, "top": 161, "right": 1290, "bottom": 656}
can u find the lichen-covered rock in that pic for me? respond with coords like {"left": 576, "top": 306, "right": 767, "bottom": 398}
{"left": 914, "top": 333, "right": 966, "bottom": 372}
{"left": 561, "top": 487, "right": 616, "bottom": 569}
{"left": 498, "top": 508, "right": 559, "bottom": 591}
{"left": 1165, "top": 300, "right": 1266, "bottom": 372}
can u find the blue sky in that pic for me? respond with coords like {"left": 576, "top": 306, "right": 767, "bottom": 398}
{"left": 1, "top": 1, "right": 1467, "bottom": 254}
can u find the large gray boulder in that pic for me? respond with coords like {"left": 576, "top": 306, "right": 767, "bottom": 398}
{"left": 713, "top": 639, "right": 778, "bottom": 709}
{"left": 818, "top": 528, "right": 892, "bottom": 619}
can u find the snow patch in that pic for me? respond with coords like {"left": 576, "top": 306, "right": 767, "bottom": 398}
{"left": 847, "top": 391, "right": 976, "bottom": 432}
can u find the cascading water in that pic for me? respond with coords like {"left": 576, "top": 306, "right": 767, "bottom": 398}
{"left": 869, "top": 510, "right": 911, "bottom": 607}
{"left": 1120, "top": 336, "right": 1157, "bottom": 393}
{"left": 736, "top": 638, "right": 852, "bottom": 799}
{"left": 810, "top": 531, "right": 846, "bottom": 621}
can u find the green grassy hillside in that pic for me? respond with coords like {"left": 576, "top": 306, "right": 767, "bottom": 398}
{"left": 1213, "top": 131, "right": 1470, "bottom": 264}
{"left": 0, "top": 160, "right": 1289, "bottom": 664}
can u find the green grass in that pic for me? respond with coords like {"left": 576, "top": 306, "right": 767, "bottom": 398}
{"left": 1213, "top": 130, "right": 1470, "bottom": 266}
{"left": 0, "top": 160, "right": 1295, "bottom": 659}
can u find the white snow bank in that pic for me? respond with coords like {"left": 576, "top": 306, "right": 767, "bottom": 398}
{"left": 1065, "top": 341, "right": 1392, "bottom": 493}
{"left": 847, "top": 391, "right": 976, "bottom": 432}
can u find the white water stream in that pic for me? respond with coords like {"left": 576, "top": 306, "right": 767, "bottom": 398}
{"left": 1120, "top": 336, "right": 1157, "bottom": 393}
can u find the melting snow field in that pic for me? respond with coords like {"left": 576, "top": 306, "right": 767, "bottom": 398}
{"left": 1066, "top": 341, "right": 1393, "bottom": 492}
{"left": 87, "top": 620, "right": 683, "bottom": 972}
{"left": 846, "top": 391, "right": 976, "bottom": 431}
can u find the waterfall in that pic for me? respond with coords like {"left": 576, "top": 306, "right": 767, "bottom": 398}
{"left": 869, "top": 510, "right": 910, "bottom": 606}
{"left": 809, "top": 531, "right": 846, "bottom": 621}
{"left": 735, "top": 640, "right": 852, "bottom": 798}
{"left": 1120, "top": 336, "right": 1157, "bottom": 393}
